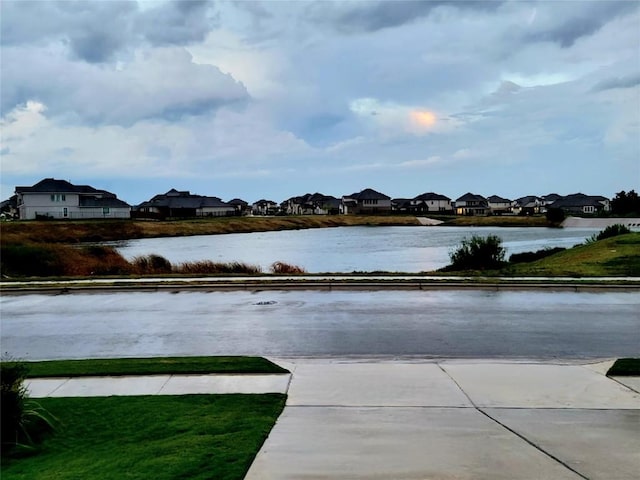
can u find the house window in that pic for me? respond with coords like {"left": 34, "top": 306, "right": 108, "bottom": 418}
{"left": 102, "top": 207, "right": 110, "bottom": 215}
{"left": 50, "top": 194, "right": 65, "bottom": 202}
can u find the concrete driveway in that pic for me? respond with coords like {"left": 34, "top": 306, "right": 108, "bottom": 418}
{"left": 246, "top": 358, "right": 640, "bottom": 480}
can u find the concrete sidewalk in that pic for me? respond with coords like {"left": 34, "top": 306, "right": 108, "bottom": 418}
{"left": 26, "top": 373, "right": 291, "bottom": 397}
{"left": 247, "top": 358, "right": 640, "bottom": 480}
{"left": 26, "top": 359, "right": 640, "bottom": 479}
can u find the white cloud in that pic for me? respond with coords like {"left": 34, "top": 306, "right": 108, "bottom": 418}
{"left": 0, "top": 100, "right": 309, "bottom": 179}
{"left": 1, "top": 45, "right": 248, "bottom": 125}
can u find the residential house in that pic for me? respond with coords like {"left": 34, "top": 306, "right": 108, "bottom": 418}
{"left": 282, "top": 193, "right": 341, "bottom": 215}
{"left": 391, "top": 198, "right": 413, "bottom": 213}
{"left": 227, "top": 198, "right": 250, "bottom": 216}
{"left": 541, "top": 193, "right": 563, "bottom": 208}
{"left": 252, "top": 199, "right": 279, "bottom": 216}
{"left": 0, "top": 195, "right": 18, "bottom": 219}
{"left": 15, "top": 178, "right": 130, "bottom": 220}
{"left": 548, "top": 193, "right": 611, "bottom": 215}
{"left": 454, "top": 193, "right": 489, "bottom": 216}
{"left": 411, "top": 192, "right": 453, "bottom": 213}
{"left": 134, "top": 189, "right": 236, "bottom": 219}
{"left": 487, "top": 195, "right": 512, "bottom": 215}
{"left": 341, "top": 188, "right": 392, "bottom": 214}
{"left": 512, "top": 195, "right": 542, "bottom": 215}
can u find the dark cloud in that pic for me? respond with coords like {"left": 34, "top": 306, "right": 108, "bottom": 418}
{"left": 137, "top": 0, "right": 216, "bottom": 46}
{"left": 1, "top": 1, "right": 137, "bottom": 62}
{"left": 524, "top": 1, "right": 638, "bottom": 48}
{"left": 592, "top": 73, "right": 640, "bottom": 92}
{"left": 0, "top": 0, "right": 216, "bottom": 63}
{"left": 309, "top": 0, "right": 503, "bottom": 33}
{"left": 69, "top": 29, "right": 129, "bottom": 63}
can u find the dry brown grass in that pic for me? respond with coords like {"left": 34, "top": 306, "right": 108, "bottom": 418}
{"left": 270, "top": 261, "right": 307, "bottom": 274}
{"left": 175, "top": 260, "right": 262, "bottom": 275}
{"left": 0, "top": 216, "right": 422, "bottom": 246}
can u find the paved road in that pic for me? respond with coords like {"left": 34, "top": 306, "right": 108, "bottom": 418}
{"left": 1, "top": 290, "right": 638, "bottom": 360}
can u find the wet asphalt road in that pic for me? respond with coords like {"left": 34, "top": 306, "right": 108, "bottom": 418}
{"left": 1, "top": 289, "right": 638, "bottom": 360}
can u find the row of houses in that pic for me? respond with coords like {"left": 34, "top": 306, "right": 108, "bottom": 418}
{"left": 1, "top": 178, "right": 612, "bottom": 220}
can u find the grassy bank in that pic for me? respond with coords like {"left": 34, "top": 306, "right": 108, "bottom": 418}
{"left": 502, "top": 232, "right": 640, "bottom": 276}
{"left": 1, "top": 394, "right": 285, "bottom": 480}
{"left": 13, "top": 357, "right": 288, "bottom": 378}
{"left": 0, "top": 215, "right": 421, "bottom": 245}
{"left": 0, "top": 214, "right": 553, "bottom": 245}
{"left": 442, "top": 215, "right": 549, "bottom": 227}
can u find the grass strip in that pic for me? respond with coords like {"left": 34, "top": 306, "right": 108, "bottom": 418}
{"left": 501, "top": 232, "right": 640, "bottom": 277}
{"left": 11, "top": 356, "right": 288, "bottom": 378}
{"left": 607, "top": 358, "right": 640, "bottom": 376}
{"left": 1, "top": 394, "right": 285, "bottom": 480}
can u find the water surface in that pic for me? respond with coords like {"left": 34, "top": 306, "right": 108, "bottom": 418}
{"left": 113, "top": 226, "right": 600, "bottom": 272}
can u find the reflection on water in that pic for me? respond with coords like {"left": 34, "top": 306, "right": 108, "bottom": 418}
{"left": 113, "top": 226, "right": 600, "bottom": 273}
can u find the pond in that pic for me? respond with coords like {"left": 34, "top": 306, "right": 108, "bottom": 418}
{"left": 111, "top": 226, "right": 600, "bottom": 273}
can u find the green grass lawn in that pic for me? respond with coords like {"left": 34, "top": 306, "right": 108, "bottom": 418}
{"left": 607, "top": 358, "right": 640, "bottom": 376}
{"left": 1, "top": 394, "right": 285, "bottom": 480}
{"left": 503, "top": 232, "right": 640, "bottom": 276}
{"left": 14, "top": 356, "right": 288, "bottom": 378}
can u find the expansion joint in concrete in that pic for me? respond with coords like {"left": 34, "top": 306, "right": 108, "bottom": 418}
{"left": 437, "top": 363, "right": 590, "bottom": 480}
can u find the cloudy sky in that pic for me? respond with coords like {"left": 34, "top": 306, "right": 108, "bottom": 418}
{"left": 1, "top": 0, "right": 639, "bottom": 205}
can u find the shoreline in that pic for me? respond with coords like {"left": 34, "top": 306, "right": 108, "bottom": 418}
{"left": 1, "top": 215, "right": 552, "bottom": 244}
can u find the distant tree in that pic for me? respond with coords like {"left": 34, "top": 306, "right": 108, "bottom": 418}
{"left": 611, "top": 190, "right": 640, "bottom": 216}
{"left": 545, "top": 207, "right": 565, "bottom": 224}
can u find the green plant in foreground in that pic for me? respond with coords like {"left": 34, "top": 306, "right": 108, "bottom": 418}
{"left": 586, "top": 224, "right": 631, "bottom": 244}
{"left": 444, "top": 234, "right": 506, "bottom": 271}
{"left": 1, "top": 362, "right": 56, "bottom": 453}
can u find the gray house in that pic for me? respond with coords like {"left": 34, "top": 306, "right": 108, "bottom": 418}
{"left": 134, "top": 189, "right": 236, "bottom": 219}
{"left": 15, "top": 178, "right": 130, "bottom": 220}
{"left": 282, "top": 193, "right": 341, "bottom": 215}
{"left": 549, "top": 193, "right": 610, "bottom": 215}
{"left": 252, "top": 199, "right": 279, "bottom": 216}
{"left": 342, "top": 188, "right": 392, "bottom": 214}
{"left": 487, "top": 195, "right": 512, "bottom": 215}
{"left": 454, "top": 193, "right": 488, "bottom": 216}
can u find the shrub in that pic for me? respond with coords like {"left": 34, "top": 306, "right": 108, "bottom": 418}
{"left": 509, "top": 247, "right": 566, "bottom": 264}
{"left": 270, "top": 261, "right": 307, "bottom": 274}
{"left": 132, "top": 254, "right": 173, "bottom": 274}
{"left": 0, "top": 244, "right": 64, "bottom": 277}
{"left": 445, "top": 234, "right": 506, "bottom": 271}
{"left": 0, "top": 243, "right": 133, "bottom": 277}
{"left": 1, "top": 361, "right": 55, "bottom": 453}
{"left": 586, "top": 224, "right": 631, "bottom": 244}
{"left": 175, "top": 261, "right": 262, "bottom": 275}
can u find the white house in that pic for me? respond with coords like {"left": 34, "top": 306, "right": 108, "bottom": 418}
{"left": 410, "top": 192, "right": 453, "bottom": 213}
{"left": 15, "top": 178, "right": 131, "bottom": 220}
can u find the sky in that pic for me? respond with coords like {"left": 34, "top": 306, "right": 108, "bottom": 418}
{"left": 1, "top": 0, "right": 639, "bottom": 206}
